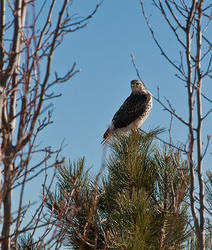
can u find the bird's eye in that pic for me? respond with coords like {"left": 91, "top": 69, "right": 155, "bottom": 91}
{"left": 136, "top": 83, "right": 139, "bottom": 86}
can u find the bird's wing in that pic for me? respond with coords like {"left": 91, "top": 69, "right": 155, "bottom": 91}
{"left": 112, "top": 93, "right": 150, "bottom": 129}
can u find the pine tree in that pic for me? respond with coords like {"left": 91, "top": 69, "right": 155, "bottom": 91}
{"left": 16, "top": 233, "right": 37, "bottom": 250}
{"left": 45, "top": 130, "right": 191, "bottom": 249}
{"left": 102, "top": 130, "right": 190, "bottom": 249}
{"left": 45, "top": 158, "right": 105, "bottom": 249}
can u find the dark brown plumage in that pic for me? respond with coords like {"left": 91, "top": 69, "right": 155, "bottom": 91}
{"left": 103, "top": 80, "right": 152, "bottom": 143}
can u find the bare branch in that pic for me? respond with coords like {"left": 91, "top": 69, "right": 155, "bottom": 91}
{"left": 0, "top": 1, "right": 100, "bottom": 248}
{"left": 202, "top": 135, "right": 211, "bottom": 161}
{"left": 140, "top": 1, "right": 211, "bottom": 248}
{"left": 203, "top": 3, "right": 212, "bottom": 12}
{"left": 139, "top": 1, "right": 186, "bottom": 78}
{"left": 202, "top": 108, "right": 212, "bottom": 120}
{"left": 195, "top": 2, "right": 205, "bottom": 244}
{"left": 0, "top": 0, "right": 5, "bottom": 71}
{"left": 130, "top": 54, "right": 143, "bottom": 82}
{"left": 165, "top": 0, "right": 186, "bottom": 30}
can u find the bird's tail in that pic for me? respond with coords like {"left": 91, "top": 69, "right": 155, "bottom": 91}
{"left": 101, "top": 125, "right": 114, "bottom": 144}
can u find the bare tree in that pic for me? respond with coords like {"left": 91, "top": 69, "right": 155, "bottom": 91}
{"left": 139, "top": 1, "right": 212, "bottom": 249}
{"left": 0, "top": 0, "right": 100, "bottom": 249}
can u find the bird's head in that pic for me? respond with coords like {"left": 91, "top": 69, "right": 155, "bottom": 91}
{"left": 131, "top": 80, "right": 146, "bottom": 94}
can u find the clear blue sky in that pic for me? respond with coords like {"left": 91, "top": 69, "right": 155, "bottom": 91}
{"left": 14, "top": 0, "right": 212, "bottom": 243}
{"left": 45, "top": 0, "right": 212, "bottom": 172}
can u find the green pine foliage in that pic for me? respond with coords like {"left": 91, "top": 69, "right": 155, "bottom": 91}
{"left": 45, "top": 158, "right": 105, "bottom": 249}
{"left": 185, "top": 232, "right": 199, "bottom": 250}
{"left": 45, "top": 129, "right": 192, "bottom": 249}
{"left": 206, "top": 171, "right": 212, "bottom": 210}
{"left": 103, "top": 130, "right": 190, "bottom": 249}
{"left": 17, "top": 233, "right": 37, "bottom": 250}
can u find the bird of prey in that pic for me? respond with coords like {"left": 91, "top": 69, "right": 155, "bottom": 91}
{"left": 103, "top": 80, "right": 152, "bottom": 143}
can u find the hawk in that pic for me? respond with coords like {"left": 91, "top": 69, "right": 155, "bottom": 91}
{"left": 103, "top": 80, "right": 152, "bottom": 143}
